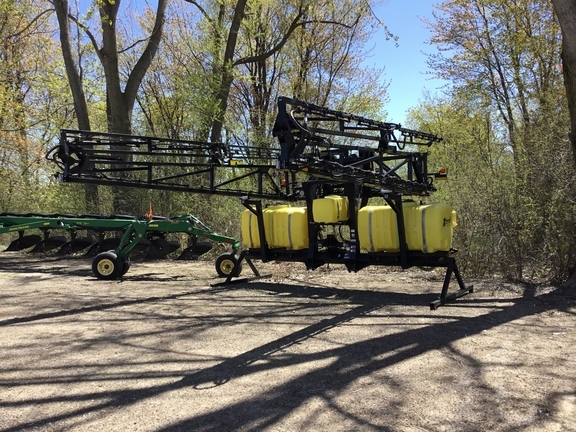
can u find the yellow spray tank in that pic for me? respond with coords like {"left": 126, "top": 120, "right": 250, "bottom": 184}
{"left": 358, "top": 202, "right": 455, "bottom": 253}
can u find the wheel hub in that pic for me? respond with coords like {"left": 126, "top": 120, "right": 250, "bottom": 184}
{"left": 97, "top": 259, "right": 115, "bottom": 276}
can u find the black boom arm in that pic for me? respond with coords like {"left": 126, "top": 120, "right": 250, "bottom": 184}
{"left": 47, "top": 97, "right": 443, "bottom": 198}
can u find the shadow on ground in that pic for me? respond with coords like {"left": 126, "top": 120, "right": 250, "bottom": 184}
{"left": 1, "top": 263, "right": 574, "bottom": 432}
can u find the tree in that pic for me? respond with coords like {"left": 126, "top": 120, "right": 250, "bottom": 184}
{"left": 52, "top": 0, "right": 91, "bottom": 131}
{"left": 52, "top": 0, "right": 99, "bottom": 210}
{"left": 0, "top": 0, "right": 75, "bottom": 212}
{"left": 552, "top": 0, "right": 576, "bottom": 163}
{"left": 551, "top": 0, "right": 576, "bottom": 288}
{"left": 230, "top": 0, "right": 388, "bottom": 147}
{"left": 51, "top": 0, "right": 168, "bottom": 213}
{"left": 407, "top": 96, "right": 510, "bottom": 277}
{"left": 214, "top": 0, "right": 385, "bottom": 152}
{"left": 135, "top": 6, "right": 219, "bottom": 141}
{"left": 53, "top": 0, "right": 169, "bottom": 135}
{"left": 424, "top": 0, "right": 576, "bottom": 282}
{"left": 183, "top": 0, "right": 373, "bottom": 143}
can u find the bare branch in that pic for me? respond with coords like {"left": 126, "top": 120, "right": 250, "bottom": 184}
{"left": 66, "top": 11, "right": 103, "bottom": 62}
{"left": 124, "top": 0, "right": 169, "bottom": 110}
{"left": 182, "top": 0, "right": 217, "bottom": 31}
{"left": 233, "top": 17, "right": 360, "bottom": 67}
{"left": 118, "top": 37, "right": 149, "bottom": 54}
{"left": 361, "top": 0, "right": 398, "bottom": 45}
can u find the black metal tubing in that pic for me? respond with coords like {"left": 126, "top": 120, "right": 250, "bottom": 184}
{"left": 49, "top": 98, "right": 442, "bottom": 200}
{"left": 49, "top": 130, "right": 294, "bottom": 201}
{"left": 237, "top": 246, "right": 473, "bottom": 308}
{"left": 240, "top": 198, "right": 268, "bottom": 263}
{"left": 430, "top": 258, "right": 474, "bottom": 310}
{"left": 273, "top": 96, "right": 441, "bottom": 163}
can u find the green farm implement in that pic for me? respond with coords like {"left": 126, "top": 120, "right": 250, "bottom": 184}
{"left": 0, "top": 213, "right": 240, "bottom": 280}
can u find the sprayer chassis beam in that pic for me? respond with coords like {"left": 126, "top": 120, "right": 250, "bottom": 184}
{"left": 230, "top": 248, "right": 473, "bottom": 309}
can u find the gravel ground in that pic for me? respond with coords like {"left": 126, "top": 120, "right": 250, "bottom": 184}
{"left": 0, "top": 252, "right": 575, "bottom": 432}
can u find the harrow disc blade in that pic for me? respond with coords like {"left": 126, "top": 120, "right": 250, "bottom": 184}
{"left": 131, "top": 238, "right": 151, "bottom": 254}
{"left": 83, "top": 237, "right": 151, "bottom": 257}
{"left": 176, "top": 241, "right": 213, "bottom": 260}
{"left": 30, "top": 236, "right": 68, "bottom": 253}
{"left": 5, "top": 234, "right": 43, "bottom": 251}
{"left": 56, "top": 237, "right": 97, "bottom": 255}
{"left": 84, "top": 242, "right": 101, "bottom": 257}
{"left": 147, "top": 239, "right": 180, "bottom": 259}
{"left": 101, "top": 237, "right": 122, "bottom": 251}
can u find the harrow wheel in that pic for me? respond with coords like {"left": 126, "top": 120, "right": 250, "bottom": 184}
{"left": 92, "top": 251, "right": 122, "bottom": 280}
{"left": 215, "top": 253, "right": 242, "bottom": 278}
{"left": 121, "top": 255, "right": 131, "bottom": 276}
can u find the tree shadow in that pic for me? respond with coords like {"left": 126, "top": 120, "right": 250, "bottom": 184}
{"left": 218, "top": 280, "right": 439, "bottom": 306}
{"left": 1, "top": 275, "right": 574, "bottom": 431}
{"left": 0, "top": 290, "right": 201, "bottom": 327}
{"left": 158, "top": 287, "right": 574, "bottom": 431}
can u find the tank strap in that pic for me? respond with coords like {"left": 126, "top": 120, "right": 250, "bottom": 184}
{"left": 368, "top": 208, "right": 375, "bottom": 252}
{"left": 249, "top": 213, "right": 255, "bottom": 246}
{"left": 287, "top": 212, "right": 293, "bottom": 250}
{"left": 421, "top": 206, "right": 428, "bottom": 253}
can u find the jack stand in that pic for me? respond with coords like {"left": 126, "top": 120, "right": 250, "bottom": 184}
{"left": 210, "top": 254, "right": 272, "bottom": 287}
{"left": 430, "top": 258, "right": 474, "bottom": 310}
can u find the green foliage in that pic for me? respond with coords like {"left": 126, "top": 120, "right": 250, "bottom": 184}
{"left": 415, "top": 0, "right": 576, "bottom": 284}
{"left": 408, "top": 94, "right": 576, "bottom": 283}
{"left": 0, "top": 0, "right": 79, "bottom": 215}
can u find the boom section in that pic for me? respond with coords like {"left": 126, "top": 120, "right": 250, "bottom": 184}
{"left": 47, "top": 97, "right": 443, "bottom": 198}
{"left": 48, "top": 130, "right": 293, "bottom": 200}
{"left": 273, "top": 97, "right": 443, "bottom": 195}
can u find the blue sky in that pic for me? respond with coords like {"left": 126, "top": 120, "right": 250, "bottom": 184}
{"left": 365, "top": 0, "right": 447, "bottom": 124}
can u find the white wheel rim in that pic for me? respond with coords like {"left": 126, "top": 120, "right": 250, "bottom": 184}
{"left": 97, "top": 258, "right": 115, "bottom": 276}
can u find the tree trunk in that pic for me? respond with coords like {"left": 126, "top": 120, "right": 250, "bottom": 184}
{"left": 96, "top": 0, "right": 168, "bottom": 213}
{"left": 207, "top": 0, "right": 307, "bottom": 143}
{"left": 552, "top": 0, "right": 576, "bottom": 163}
{"left": 98, "top": 0, "right": 168, "bottom": 134}
{"left": 209, "top": 0, "right": 248, "bottom": 143}
{"left": 552, "top": 0, "right": 576, "bottom": 288}
{"left": 52, "top": 0, "right": 98, "bottom": 212}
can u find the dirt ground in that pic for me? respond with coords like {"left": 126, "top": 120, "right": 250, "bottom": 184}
{"left": 0, "top": 251, "right": 575, "bottom": 432}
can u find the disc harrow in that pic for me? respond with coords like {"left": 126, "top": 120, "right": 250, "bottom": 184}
{"left": 0, "top": 213, "right": 240, "bottom": 279}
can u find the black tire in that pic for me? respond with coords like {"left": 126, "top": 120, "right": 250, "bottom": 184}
{"left": 215, "top": 253, "right": 242, "bottom": 278}
{"left": 92, "top": 251, "right": 122, "bottom": 280}
{"left": 120, "top": 255, "right": 131, "bottom": 276}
